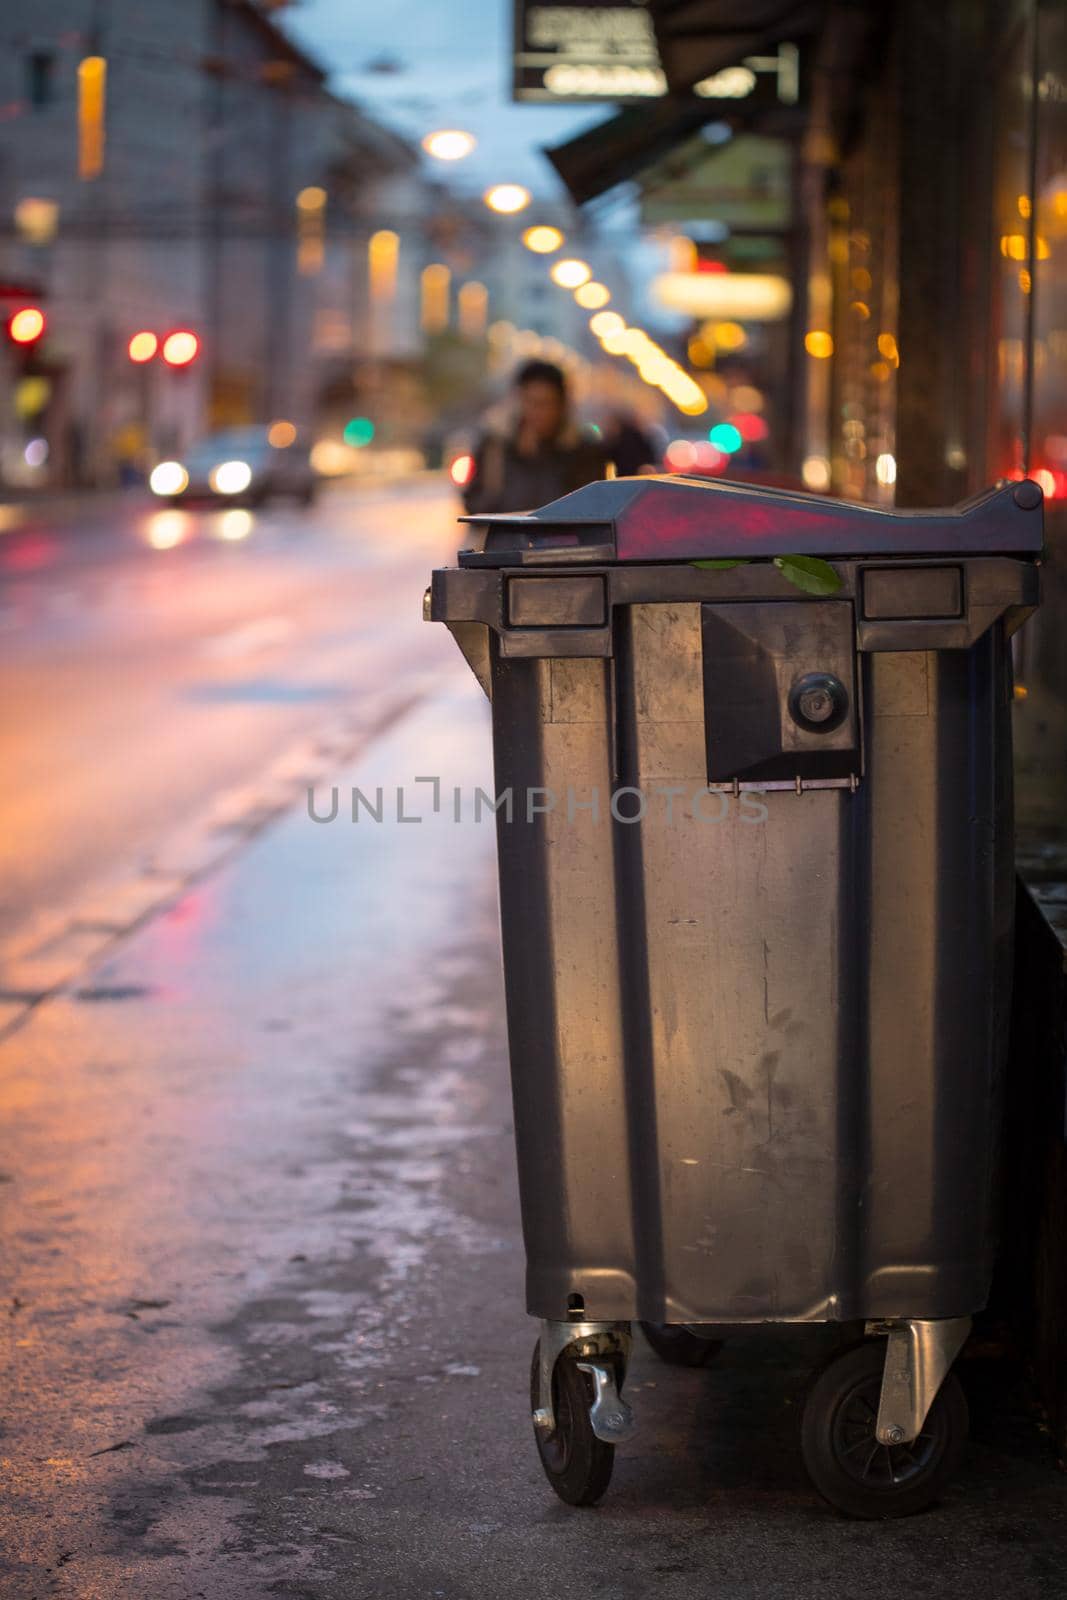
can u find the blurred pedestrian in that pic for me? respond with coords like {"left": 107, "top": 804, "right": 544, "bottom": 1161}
{"left": 601, "top": 409, "right": 661, "bottom": 477}
{"left": 462, "top": 360, "right": 606, "bottom": 515}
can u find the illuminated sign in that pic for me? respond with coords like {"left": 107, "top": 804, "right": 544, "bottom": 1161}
{"left": 652, "top": 271, "right": 793, "bottom": 321}
{"left": 513, "top": 2, "right": 662, "bottom": 101}
{"left": 513, "top": 2, "right": 801, "bottom": 106}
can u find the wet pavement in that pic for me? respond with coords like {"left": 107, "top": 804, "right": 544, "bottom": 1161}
{"left": 2, "top": 512, "right": 1067, "bottom": 1597}
{"left": 0, "top": 478, "right": 455, "bottom": 955}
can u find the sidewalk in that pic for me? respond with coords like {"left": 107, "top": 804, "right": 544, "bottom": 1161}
{"left": 2, "top": 667, "right": 1066, "bottom": 1600}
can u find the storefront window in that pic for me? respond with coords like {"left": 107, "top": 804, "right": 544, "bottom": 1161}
{"left": 1013, "top": 0, "right": 1067, "bottom": 831}
{"left": 826, "top": 79, "right": 898, "bottom": 504}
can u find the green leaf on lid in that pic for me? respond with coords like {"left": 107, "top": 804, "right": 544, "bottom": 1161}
{"left": 773, "top": 555, "right": 842, "bottom": 596}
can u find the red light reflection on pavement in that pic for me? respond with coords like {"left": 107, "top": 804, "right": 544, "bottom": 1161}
{"left": 1, "top": 532, "right": 57, "bottom": 572}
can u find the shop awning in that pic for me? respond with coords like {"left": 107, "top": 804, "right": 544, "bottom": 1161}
{"left": 545, "top": 100, "right": 734, "bottom": 207}
{"left": 543, "top": 0, "right": 877, "bottom": 205}
{"left": 647, "top": 0, "right": 821, "bottom": 95}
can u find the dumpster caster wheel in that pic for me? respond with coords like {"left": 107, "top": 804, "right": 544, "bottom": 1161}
{"left": 801, "top": 1341, "right": 968, "bottom": 1519}
{"left": 639, "top": 1321, "right": 722, "bottom": 1368}
{"left": 530, "top": 1342, "right": 616, "bottom": 1507}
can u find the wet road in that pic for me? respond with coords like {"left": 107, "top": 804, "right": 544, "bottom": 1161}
{"left": 0, "top": 480, "right": 456, "bottom": 970}
{"left": 2, "top": 486, "right": 1066, "bottom": 1597}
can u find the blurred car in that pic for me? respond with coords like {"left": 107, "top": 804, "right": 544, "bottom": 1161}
{"left": 149, "top": 425, "right": 317, "bottom": 506}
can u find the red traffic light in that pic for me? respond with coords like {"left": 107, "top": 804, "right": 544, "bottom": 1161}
{"left": 128, "top": 330, "right": 158, "bottom": 363}
{"left": 9, "top": 306, "right": 46, "bottom": 344}
{"left": 161, "top": 330, "right": 199, "bottom": 367}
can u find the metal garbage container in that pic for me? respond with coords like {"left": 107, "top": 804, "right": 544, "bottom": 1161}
{"left": 427, "top": 474, "right": 1042, "bottom": 1518}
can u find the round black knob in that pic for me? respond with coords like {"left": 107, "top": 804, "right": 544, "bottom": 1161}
{"left": 789, "top": 672, "right": 848, "bottom": 733}
{"left": 1013, "top": 479, "right": 1043, "bottom": 510}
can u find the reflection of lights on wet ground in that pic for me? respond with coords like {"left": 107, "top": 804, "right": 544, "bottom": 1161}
{"left": 146, "top": 510, "right": 190, "bottom": 549}
{"left": 217, "top": 509, "right": 254, "bottom": 541}
{"left": 2, "top": 532, "right": 55, "bottom": 570}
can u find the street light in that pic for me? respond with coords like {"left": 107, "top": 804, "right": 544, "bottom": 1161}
{"left": 522, "top": 225, "right": 563, "bottom": 254}
{"left": 422, "top": 129, "right": 476, "bottom": 161}
{"left": 574, "top": 281, "right": 610, "bottom": 309}
{"left": 589, "top": 310, "right": 624, "bottom": 338}
{"left": 550, "top": 258, "right": 591, "bottom": 289}
{"left": 484, "top": 184, "right": 531, "bottom": 215}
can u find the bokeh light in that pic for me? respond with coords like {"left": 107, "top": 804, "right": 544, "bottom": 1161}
{"left": 711, "top": 321, "right": 746, "bottom": 351}
{"left": 550, "top": 259, "right": 591, "bottom": 289}
{"left": 708, "top": 422, "right": 743, "bottom": 453}
{"left": 217, "top": 509, "right": 254, "bottom": 541}
{"left": 522, "top": 225, "right": 563, "bottom": 253}
{"left": 210, "top": 459, "right": 253, "bottom": 495}
{"left": 128, "top": 330, "right": 158, "bottom": 363}
{"left": 421, "top": 129, "right": 476, "bottom": 161}
{"left": 729, "top": 412, "right": 769, "bottom": 442}
{"left": 590, "top": 310, "right": 625, "bottom": 338}
{"left": 344, "top": 417, "right": 376, "bottom": 448}
{"left": 449, "top": 453, "right": 475, "bottom": 487}
{"left": 149, "top": 461, "right": 189, "bottom": 497}
{"left": 268, "top": 420, "right": 297, "bottom": 448}
{"left": 802, "top": 455, "right": 832, "bottom": 490}
{"left": 10, "top": 307, "right": 45, "bottom": 344}
{"left": 574, "top": 281, "right": 610, "bottom": 309}
{"left": 162, "top": 330, "right": 199, "bottom": 367}
{"left": 484, "top": 184, "right": 531, "bottom": 215}
{"left": 146, "top": 510, "right": 189, "bottom": 549}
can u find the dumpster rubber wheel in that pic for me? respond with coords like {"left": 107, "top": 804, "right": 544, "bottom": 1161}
{"left": 800, "top": 1340, "right": 968, "bottom": 1519}
{"left": 530, "top": 1342, "right": 615, "bottom": 1507}
{"left": 639, "top": 1322, "right": 723, "bottom": 1368}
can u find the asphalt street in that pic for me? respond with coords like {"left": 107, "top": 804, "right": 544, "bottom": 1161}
{"left": 1, "top": 480, "right": 1065, "bottom": 1599}
{"left": 0, "top": 480, "right": 455, "bottom": 963}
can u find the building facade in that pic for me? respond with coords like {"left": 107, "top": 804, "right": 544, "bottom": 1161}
{"left": 0, "top": 0, "right": 417, "bottom": 486}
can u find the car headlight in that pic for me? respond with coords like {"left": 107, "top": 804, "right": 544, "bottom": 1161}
{"left": 149, "top": 461, "right": 189, "bottom": 496}
{"left": 210, "top": 459, "right": 253, "bottom": 495}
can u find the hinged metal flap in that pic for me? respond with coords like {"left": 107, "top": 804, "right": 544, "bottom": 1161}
{"left": 701, "top": 599, "right": 861, "bottom": 789}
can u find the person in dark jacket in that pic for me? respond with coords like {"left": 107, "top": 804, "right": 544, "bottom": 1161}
{"left": 601, "top": 408, "right": 662, "bottom": 476}
{"left": 462, "top": 359, "right": 606, "bottom": 515}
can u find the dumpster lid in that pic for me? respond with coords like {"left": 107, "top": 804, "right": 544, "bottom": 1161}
{"left": 457, "top": 476, "right": 1044, "bottom": 566}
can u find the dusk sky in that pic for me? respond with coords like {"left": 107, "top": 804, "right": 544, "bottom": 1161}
{"left": 283, "top": 0, "right": 608, "bottom": 197}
